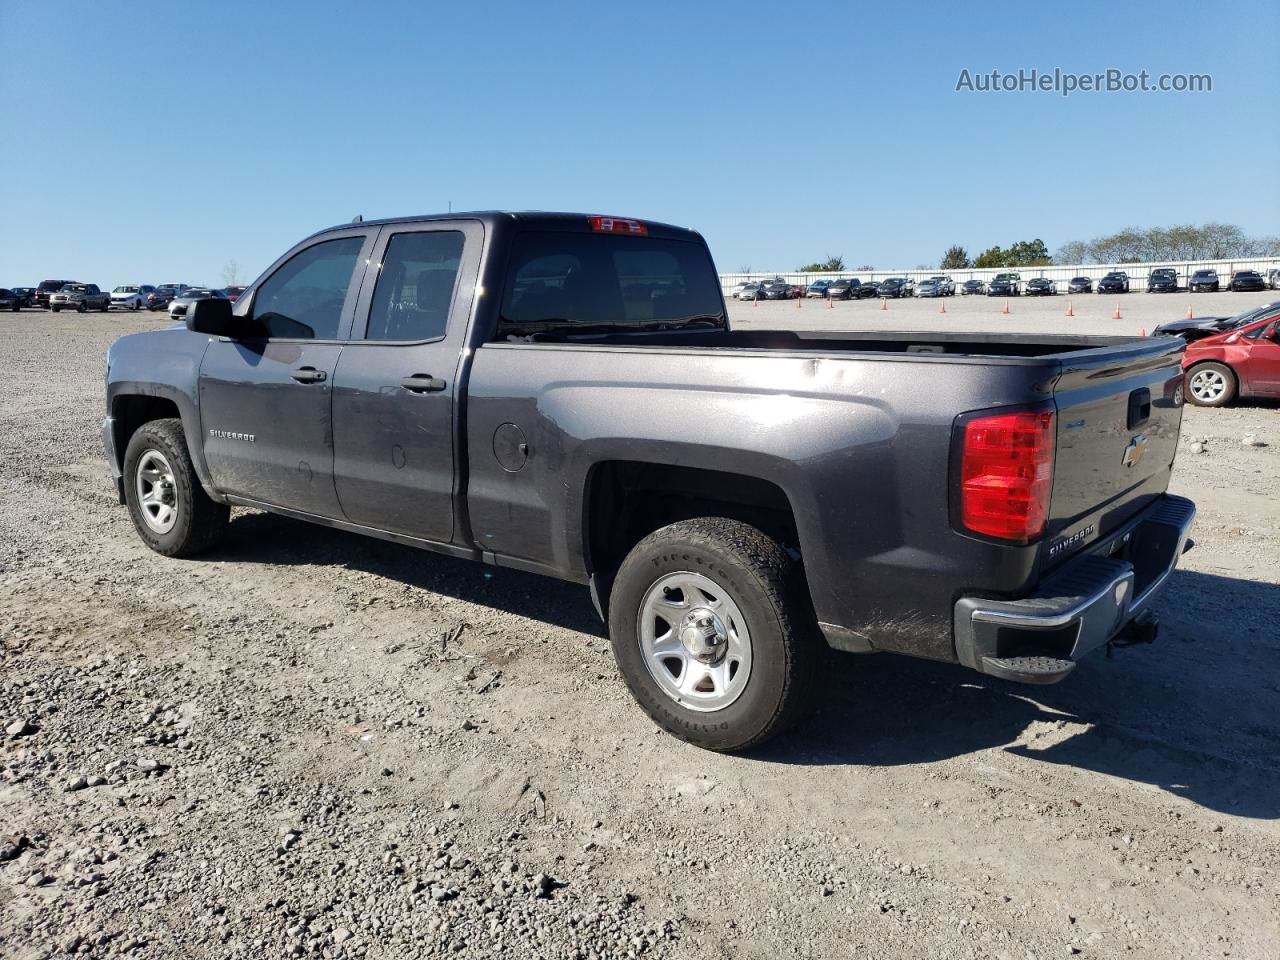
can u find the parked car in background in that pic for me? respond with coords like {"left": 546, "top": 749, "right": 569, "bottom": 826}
{"left": 167, "top": 287, "right": 227, "bottom": 321}
{"left": 1181, "top": 304, "right": 1280, "bottom": 406}
{"left": 34, "top": 280, "right": 74, "bottom": 309}
{"left": 876, "top": 277, "right": 914, "bottom": 298}
{"left": 1147, "top": 268, "right": 1178, "bottom": 293}
{"left": 806, "top": 280, "right": 830, "bottom": 298}
{"left": 148, "top": 285, "right": 189, "bottom": 311}
{"left": 1026, "top": 278, "right": 1057, "bottom": 296}
{"left": 1153, "top": 301, "right": 1280, "bottom": 342}
{"left": 50, "top": 283, "right": 110, "bottom": 313}
{"left": 0, "top": 289, "right": 23, "bottom": 311}
{"left": 735, "top": 283, "right": 762, "bottom": 301}
{"left": 1067, "top": 276, "right": 1093, "bottom": 294}
{"left": 1229, "top": 270, "right": 1267, "bottom": 292}
{"left": 961, "top": 279, "right": 986, "bottom": 295}
{"left": 728, "top": 281, "right": 752, "bottom": 299}
{"left": 761, "top": 279, "right": 793, "bottom": 300}
{"left": 988, "top": 273, "right": 1022, "bottom": 296}
{"left": 825, "top": 278, "right": 861, "bottom": 300}
{"left": 1268, "top": 268, "right": 1280, "bottom": 290}
{"left": 222, "top": 286, "right": 248, "bottom": 302}
{"left": 1189, "top": 269, "right": 1220, "bottom": 292}
{"left": 10, "top": 287, "right": 35, "bottom": 307}
{"left": 1097, "top": 271, "right": 1130, "bottom": 294}
{"left": 917, "top": 276, "right": 954, "bottom": 297}
{"left": 111, "top": 285, "right": 157, "bottom": 310}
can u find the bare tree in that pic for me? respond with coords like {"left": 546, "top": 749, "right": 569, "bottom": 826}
{"left": 221, "top": 260, "right": 240, "bottom": 287}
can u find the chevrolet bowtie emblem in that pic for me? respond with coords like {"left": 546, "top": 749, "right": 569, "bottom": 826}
{"left": 1122, "top": 435, "right": 1148, "bottom": 468}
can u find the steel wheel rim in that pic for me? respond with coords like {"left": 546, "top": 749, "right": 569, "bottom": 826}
{"left": 638, "top": 571, "right": 752, "bottom": 713}
{"left": 1190, "top": 369, "right": 1225, "bottom": 402}
{"left": 135, "top": 450, "right": 178, "bottom": 534}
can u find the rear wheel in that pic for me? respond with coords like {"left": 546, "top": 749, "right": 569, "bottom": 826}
{"left": 123, "top": 418, "right": 229, "bottom": 557}
{"left": 608, "top": 518, "right": 820, "bottom": 752}
{"left": 1186, "top": 362, "right": 1236, "bottom": 407}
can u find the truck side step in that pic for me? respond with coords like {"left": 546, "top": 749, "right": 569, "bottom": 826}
{"left": 980, "top": 655, "right": 1076, "bottom": 685}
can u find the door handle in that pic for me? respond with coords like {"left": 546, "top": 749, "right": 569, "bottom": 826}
{"left": 400, "top": 374, "right": 447, "bottom": 394}
{"left": 291, "top": 366, "right": 328, "bottom": 384}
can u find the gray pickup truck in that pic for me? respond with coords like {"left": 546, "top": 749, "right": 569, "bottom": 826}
{"left": 103, "top": 212, "right": 1195, "bottom": 751}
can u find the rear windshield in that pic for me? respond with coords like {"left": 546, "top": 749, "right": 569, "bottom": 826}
{"left": 498, "top": 232, "right": 723, "bottom": 336}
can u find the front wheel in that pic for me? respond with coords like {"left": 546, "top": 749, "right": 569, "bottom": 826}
{"left": 1185, "top": 362, "right": 1236, "bottom": 407}
{"left": 77, "top": 301, "right": 87, "bottom": 313}
{"left": 123, "top": 418, "right": 229, "bottom": 557}
{"left": 608, "top": 518, "right": 820, "bottom": 752}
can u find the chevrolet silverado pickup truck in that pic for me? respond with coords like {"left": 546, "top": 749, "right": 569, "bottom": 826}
{"left": 103, "top": 212, "right": 1195, "bottom": 751}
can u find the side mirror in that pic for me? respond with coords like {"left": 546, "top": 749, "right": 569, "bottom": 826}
{"left": 186, "top": 297, "right": 237, "bottom": 336}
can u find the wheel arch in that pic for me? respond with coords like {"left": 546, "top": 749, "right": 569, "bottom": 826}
{"left": 108, "top": 385, "right": 221, "bottom": 502}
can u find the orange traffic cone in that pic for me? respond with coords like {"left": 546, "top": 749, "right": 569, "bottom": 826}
{"left": 827, "top": 295, "right": 833, "bottom": 309}
{"left": 880, "top": 299, "right": 887, "bottom": 311}
{"left": 1066, "top": 301, "right": 1074, "bottom": 317}
{"left": 1140, "top": 327, "right": 1146, "bottom": 337}
{"left": 939, "top": 301, "right": 946, "bottom": 314}
{"left": 1185, "top": 304, "right": 1193, "bottom": 320}
{"left": 1002, "top": 299, "right": 1010, "bottom": 315}
{"left": 795, "top": 293, "right": 801, "bottom": 309}
{"left": 1113, "top": 302, "right": 1122, "bottom": 320}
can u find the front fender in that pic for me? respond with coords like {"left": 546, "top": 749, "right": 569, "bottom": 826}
{"left": 105, "top": 328, "right": 217, "bottom": 499}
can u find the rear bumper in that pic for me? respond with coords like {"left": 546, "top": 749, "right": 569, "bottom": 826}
{"left": 953, "top": 494, "right": 1195, "bottom": 684}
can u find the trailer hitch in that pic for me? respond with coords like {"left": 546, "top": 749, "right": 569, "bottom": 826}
{"left": 1107, "top": 612, "right": 1159, "bottom": 657}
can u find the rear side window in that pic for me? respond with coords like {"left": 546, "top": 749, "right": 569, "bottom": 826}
{"left": 498, "top": 231, "right": 723, "bottom": 336}
{"left": 250, "top": 236, "right": 364, "bottom": 339}
{"left": 366, "top": 231, "right": 465, "bottom": 341}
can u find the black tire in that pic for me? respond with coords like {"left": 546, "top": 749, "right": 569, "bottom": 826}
{"left": 608, "top": 518, "right": 820, "bottom": 752}
{"left": 100, "top": 300, "right": 109, "bottom": 312}
{"left": 51, "top": 305, "right": 60, "bottom": 313}
{"left": 123, "top": 418, "right": 229, "bottom": 557}
{"left": 77, "top": 301, "right": 87, "bottom": 313}
{"left": 1184, "top": 362, "right": 1236, "bottom": 408}
{"left": 132, "top": 301, "right": 140, "bottom": 311}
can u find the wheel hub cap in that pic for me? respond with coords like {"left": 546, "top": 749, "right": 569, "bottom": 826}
{"left": 679, "top": 608, "right": 727, "bottom": 663}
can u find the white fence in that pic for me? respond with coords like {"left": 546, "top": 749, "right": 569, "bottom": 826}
{"left": 719, "top": 257, "right": 1280, "bottom": 294}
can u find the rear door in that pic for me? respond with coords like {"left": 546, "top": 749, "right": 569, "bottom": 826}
{"left": 198, "top": 229, "right": 374, "bottom": 517}
{"left": 1042, "top": 338, "right": 1186, "bottom": 567}
{"left": 330, "top": 220, "right": 483, "bottom": 542}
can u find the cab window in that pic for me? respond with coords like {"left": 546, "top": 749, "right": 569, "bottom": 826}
{"left": 249, "top": 236, "right": 365, "bottom": 339}
{"left": 366, "top": 231, "right": 465, "bottom": 341}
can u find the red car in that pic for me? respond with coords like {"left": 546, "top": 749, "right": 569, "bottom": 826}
{"left": 222, "top": 285, "right": 248, "bottom": 302}
{"left": 1182, "top": 305, "right": 1280, "bottom": 406}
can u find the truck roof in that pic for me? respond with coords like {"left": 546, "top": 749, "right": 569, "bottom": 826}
{"left": 309, "top": 211, "right": 702, "bottom": 243}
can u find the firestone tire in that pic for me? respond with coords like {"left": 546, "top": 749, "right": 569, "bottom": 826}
{"left": 123, "top": 418, "right": 229, "bottom": 558}
{"left": 608, "top": 518, "right": 820, "bottom": 752}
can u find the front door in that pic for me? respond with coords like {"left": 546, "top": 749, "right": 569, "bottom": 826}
{"left": 330, "top": 221, "right": 482, "bottom": 542}
{"left": 198, "top": 230, "right": 373, "bottom": 517}
{"left": 1243, "top": 320, "right": 1280, "bottom": 395}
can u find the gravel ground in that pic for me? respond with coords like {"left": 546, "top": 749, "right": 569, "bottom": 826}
{"left": 2, "top": 307, "right": 1278, "bottom": 960}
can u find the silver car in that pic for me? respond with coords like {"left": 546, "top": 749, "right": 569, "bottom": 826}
{"left": 111, "top": 285, "right": 157, "bottom": 310}
{"left": 167, "top": 288, "right": 227, "bottom": 321}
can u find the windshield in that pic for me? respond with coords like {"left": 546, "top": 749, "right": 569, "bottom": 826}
{"left": 114, "top": 286, "right": 138, "bottom": 293}
{"left": 498, "top": 231, "right": 724, "bottom": 337}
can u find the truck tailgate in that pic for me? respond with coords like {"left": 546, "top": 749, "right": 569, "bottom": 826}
{"left": 1044, "top": 337, "right": 1186, "bottom": 568}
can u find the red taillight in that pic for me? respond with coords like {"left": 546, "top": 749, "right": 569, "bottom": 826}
{"left": 588, "top": 215, "right": 647, "bottom": 236}
{"left": 958, "top": 408, "right": 1055, "bottom": 542}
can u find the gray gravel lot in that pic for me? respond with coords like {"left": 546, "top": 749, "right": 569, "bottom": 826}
{"left": 1, "top": 306, "right": 1278, "bottom": 960}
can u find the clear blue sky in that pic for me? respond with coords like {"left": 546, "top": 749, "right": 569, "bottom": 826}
{"left": 2, "top": 0, "right": 1277, "bottom": 285}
